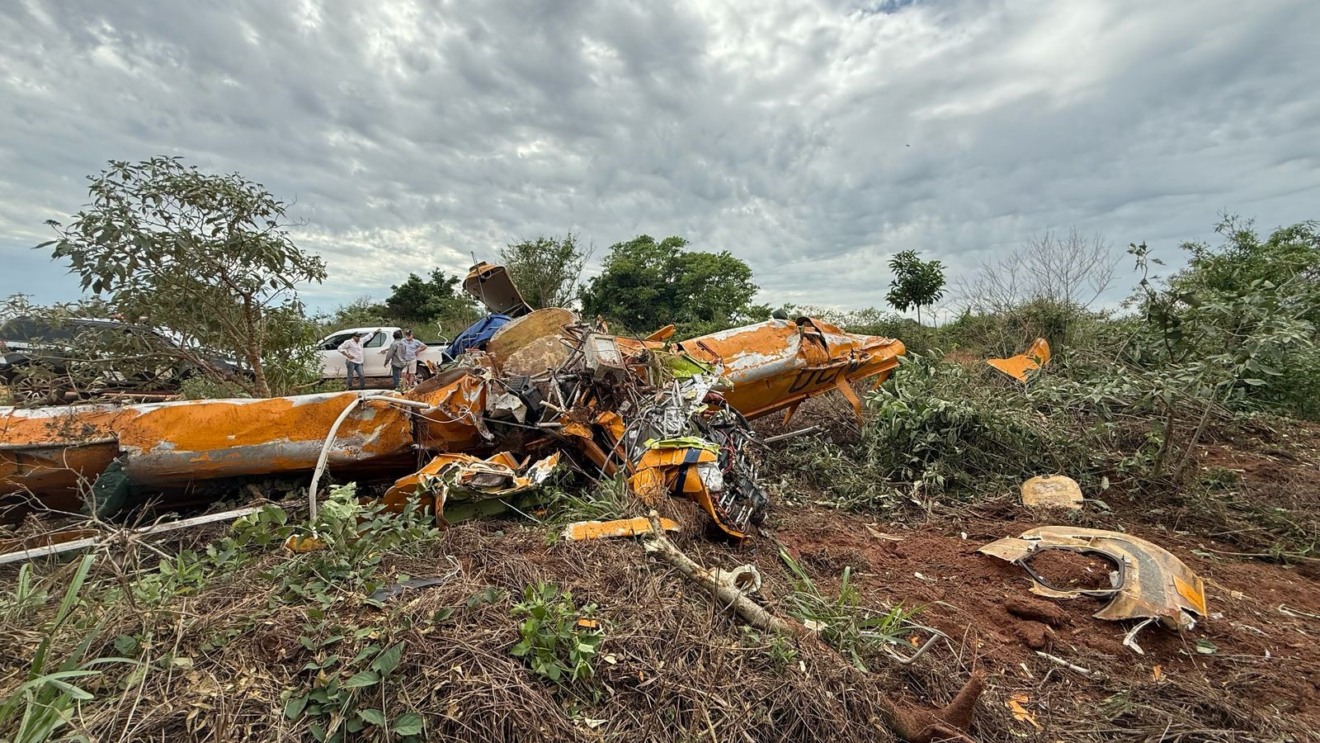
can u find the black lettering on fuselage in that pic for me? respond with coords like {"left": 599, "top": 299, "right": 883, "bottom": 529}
{"left": 786, "top": 358, "right": 868, "bottom": 395}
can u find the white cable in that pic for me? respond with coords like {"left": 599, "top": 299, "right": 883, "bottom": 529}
{"left": 306, "top": 393, "right": 428, "bottom": 520}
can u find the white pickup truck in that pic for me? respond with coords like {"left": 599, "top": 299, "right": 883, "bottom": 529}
{"left": 316, "top": 327, "right": 448, "bottom": 383}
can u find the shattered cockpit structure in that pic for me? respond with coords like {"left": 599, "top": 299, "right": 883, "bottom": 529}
{"left": 1, "top": 263, "right": 906, "bottom": 542}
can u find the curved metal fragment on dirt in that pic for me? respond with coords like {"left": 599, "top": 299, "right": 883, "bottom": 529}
{"left": 979, "top": 525, "right": 1208, "bottom": 630}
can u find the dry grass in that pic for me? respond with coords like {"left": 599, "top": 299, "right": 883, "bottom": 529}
{"left": 0, "top": 509, "right": 950, "bottom": 743}
{"left": 0, "top": 486, "right": 1312, "bottom": 742}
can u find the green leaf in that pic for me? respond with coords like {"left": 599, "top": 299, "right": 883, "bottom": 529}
{"left": 342, "top": 670, "right": 380, "bottom": 688}
{"left": 113, "top": 635, "right": 139, "bottom": 656}
{"left": 285, "top": 694, "right": 309, "bottom": 719}
{"left": 1195, "top": 639, "right": 1218, "bottom": 655}
{"left": 351, "top": 645, "right": 379, "bottom": 665}
{"left": 372, "top": 642, "right": 405, "bottom": 676}
{"left": 47, "top": 678, "right": 94, "bottom": 701}
{"left": 394, "top": 713, "right": 424, "bottom": 736}
{"left": 358, "top": 708, "right": 386, "bottom": 726}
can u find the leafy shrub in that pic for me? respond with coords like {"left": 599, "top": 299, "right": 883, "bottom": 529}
{"left": 285, "top": 637, "right": 422, "bottom": 742}
{"left": 940, "top": 298, "right": 1096, "bottom": 359}
{"left": 271, "top": 485, "right": 440, "bottom": 607}
{"left": 781, "top": 351, "right": 1099, "bottom": 511}
{"left": 510, "top": 583, "right": 602, "bottom": 688}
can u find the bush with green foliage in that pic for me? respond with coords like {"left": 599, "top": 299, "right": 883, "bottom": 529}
{"left": 580, "top": 235, "right": 766, "bottom": 336}
{"left": 2, "top": 294, "right": 321, "bottom": 401}
{"left": 510, "top": 583, "right": 602, "bottom": 688}
{"left": 885, "top": 250, "right": 946, "bottom": 325}
{"left": 886, "top": 357, "right": 1097, "bottom": 482}
{"left": 1154, "top": 217, "right": 1320, "bottom": 421}
{"left": 501, "top": 234, "right": 590, "bottom": 309}
{"left": 41, "top": 156, "right": 327, "bottom": 397}
{"left": 270, "top": 485, "right": 441, "bottom": 607}
{"left": 778, "top": 217, "right": 1320, "bottom": 522}
{"left": 383, "top": 268, "right": 480, "bottom": 331}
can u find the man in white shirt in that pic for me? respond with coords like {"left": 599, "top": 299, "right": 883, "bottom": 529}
{"left": 337, "top": 331, "right": 373, "bottom": 390}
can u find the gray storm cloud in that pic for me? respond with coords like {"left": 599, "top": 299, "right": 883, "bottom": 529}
{"left": 2, "top": 0, "right": 1318, "bottom": 318}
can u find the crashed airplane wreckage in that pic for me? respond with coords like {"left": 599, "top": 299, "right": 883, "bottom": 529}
{"left": 0, "top": 262, "right": 905, "bottom": 541}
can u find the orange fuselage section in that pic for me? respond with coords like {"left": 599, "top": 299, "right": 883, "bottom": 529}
{"left": 680, "top": 318, "right": 904, "bottom": 419}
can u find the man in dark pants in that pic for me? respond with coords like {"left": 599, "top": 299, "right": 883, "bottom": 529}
{"left": 337, "top": 331, "right": 372, "bottom": 390}
{"left": 385, "top": 330, "right": 409, "bottom": 389}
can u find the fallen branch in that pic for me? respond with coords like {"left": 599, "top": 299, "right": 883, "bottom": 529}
{"left": 642, "top": 512, "right": 981, "bottom": 743}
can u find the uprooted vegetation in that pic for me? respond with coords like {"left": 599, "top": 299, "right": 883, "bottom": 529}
{"left": 3, "top": 217, "right": 1320, "bottom": 742}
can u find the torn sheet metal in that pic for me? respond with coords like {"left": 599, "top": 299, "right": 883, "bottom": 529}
{"left": 561, "top": 516, "right": 680, "bottom": 541}
{"left": 464, "top": 261, "right": 532, "bottom": 318}
{"left": 979, "top": 526, "right": 1208, "bottom": 630}
{"left": 678, "top": 317, "right": 904, "bottom": 421}
{"left": 987, "top": 338, "right": 1051, "bottom": 383}
{"left": 381, "top": 451, "right": 561, "bottom": 521}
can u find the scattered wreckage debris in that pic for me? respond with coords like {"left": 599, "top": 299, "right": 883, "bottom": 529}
{"left": 367, "top": 556, "right": 463, "bottom": 605}
{"left": 562, "top": 516, "right": 680, "bottom": 541}
{"left": 986, "top": 337, "right": 1050, "bottom": 382}
{"left": 0, "top": 261, "right": 906, "bottom": 549}
{"left": 1020, "top": 474, "right": 1083, "bottom": 510}
{"left": 379, "top": 451, "right": 562, "bottom": 525}
{"left": 979, "top": 526, "right": 1209, "bottom": 646}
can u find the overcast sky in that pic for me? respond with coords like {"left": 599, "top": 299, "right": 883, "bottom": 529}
{"left": 2, "top": 0, "right": 1318, "bottom": 320}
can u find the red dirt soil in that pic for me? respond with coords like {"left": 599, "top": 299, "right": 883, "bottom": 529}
{"left": 769, "top": 505, "right": 1320, "bottom": 737}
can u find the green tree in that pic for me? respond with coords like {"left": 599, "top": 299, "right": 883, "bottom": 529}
{"left": 1127, "top": 233, "right": 1317, "bottom": 475}
{"left": 579, "top": 235, "right": 763, "bottom": 336}
{"left": 41, "top": 157, "right": 326, "bottom": 397}
{"left": 885, "top": 250, "right": 946, "bottom": 325}
{"left": 1143, "top": 216, "right": 1320, "bottom": 422}
{"left": 384, "top": 269, "right": 480, "bottom": 331}
{"left": 1174, "top": 216, "right": 1320, "bottom": 324}
{"left": 500, "top": 234, "right": 590, "bottom": 309}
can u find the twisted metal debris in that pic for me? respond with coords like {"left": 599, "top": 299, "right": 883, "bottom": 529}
{"left": 1, "top": 262, "right": 905, "bottom": 542}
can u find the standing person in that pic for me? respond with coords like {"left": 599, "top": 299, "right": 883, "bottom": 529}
{"left": 401, "top": 329, "right": 429, "bottom": 387}
{"left": 338, "top": 331, "right": 372, "bottom": 390}
{"left": 384, "top": 330, "right": 409, "bottom": 389}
